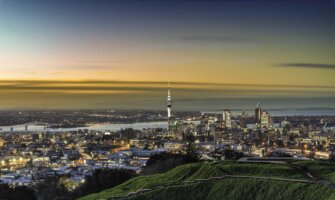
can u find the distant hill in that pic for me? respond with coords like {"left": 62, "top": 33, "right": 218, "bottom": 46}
{"left": 78, "top": 160, "right": 335, "bottom": 200}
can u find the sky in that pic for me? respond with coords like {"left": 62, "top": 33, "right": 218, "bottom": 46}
{"left": 0, "top": 0, "right": 334, "bottom": 111}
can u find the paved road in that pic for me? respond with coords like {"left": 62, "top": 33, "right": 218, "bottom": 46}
{"left": 238, "top": 157, "right": 287, "bottom": 164}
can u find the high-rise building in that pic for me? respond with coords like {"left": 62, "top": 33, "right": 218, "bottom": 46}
{"left": 281, "top": 117, "right": 290, "bottom": 128}
{"left": 224, "top": 109, "right": 232, "bottom": 128}
{"left": 261, "top": 111, "right": 269, "bottom": 127}
{"left": 240, "top": 110, "right": 248, "bottom": 128}
{"left": 255, "top": 101, "right": 261, "bottom": 124}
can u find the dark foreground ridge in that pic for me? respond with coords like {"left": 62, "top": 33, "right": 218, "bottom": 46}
{"left": 79, "top": 160, "right": 335, "bottom": 200}
{"left": 106, "top": 175, "right": 331, "bottom": 200}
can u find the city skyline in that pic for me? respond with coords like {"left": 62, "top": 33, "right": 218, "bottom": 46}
{"left": 0, "top": 1, "right": 335, "bottom": 199}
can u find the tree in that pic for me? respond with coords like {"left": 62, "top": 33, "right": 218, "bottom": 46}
{"left": 75, "top": 168, "right": 136, "bottom": 198}
{"left": 142, "top": 153, "right": 191, "bottom": 175}
{"left": 224, "top": 149, "right": 244, "bottom": 160}
{"left": 0, "top": 184, "right": 36, "bottom": 200}
{"left": 35, "top": 176, "right": 71, "bottom": 200}
{"left": 184, "top": 133, "right": 199, "bottom": 162}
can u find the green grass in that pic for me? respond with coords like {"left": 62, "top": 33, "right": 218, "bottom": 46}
{"left": 132, "top": 178, "right": 335, "bottom": 200}
{"left": 78, "top": 161, "right": 335, "bottom": 200}
{"left": 290, "top": 160, "right": 335, "bottom": 183}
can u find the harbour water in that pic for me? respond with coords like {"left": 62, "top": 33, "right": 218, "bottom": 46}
{"left": 0, "top": 121, "right": 169, "bottom": 132}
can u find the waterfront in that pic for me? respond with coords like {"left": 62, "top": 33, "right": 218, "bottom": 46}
{"left": 0, "top": 121, "right": 169, "bottom": 132}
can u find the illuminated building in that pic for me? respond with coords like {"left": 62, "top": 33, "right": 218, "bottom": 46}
{"left": 240, "top": 110, "right": 248, "bottom": 128}
{"left": 255, "top": 101, "right": 261, "bottom": 124}
{"left": 261, "top": 111, "right": 269, "bottom": 127}
{"left": 224, "top": 109, "right": 232, "bottom": 128}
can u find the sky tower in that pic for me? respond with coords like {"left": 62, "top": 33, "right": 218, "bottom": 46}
{"left": 167, "top": 82, "right": 172, "bottom": 119}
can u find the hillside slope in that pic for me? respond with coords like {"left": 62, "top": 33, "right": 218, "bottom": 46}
{"left": 79, "top": 161, "right": 335, "bottom": 200}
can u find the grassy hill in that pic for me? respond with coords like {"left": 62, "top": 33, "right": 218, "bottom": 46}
{"left": 78, "top": 160, "right": 335, "bottom": 200}
{"left": 291, "top": 160, "right": 335, "bottom": 184}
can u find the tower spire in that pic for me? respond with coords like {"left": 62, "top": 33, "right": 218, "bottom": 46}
{"left": 168, "top": 81, "right": 170, "bottom": 97}
{"left": 167, "top": 81, "right": 172, "bottom": 119}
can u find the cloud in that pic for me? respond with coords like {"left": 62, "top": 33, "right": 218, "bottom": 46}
{"left": 62, "top": 65, "right": 117, "bottom": 70}
{"left": 0, "top": 80, "right": 334, "bottom": 90}
{"left": 176, "top": 35, "right": 260, "bottom": 44}
{"left": 0, "top": 80, "right": 333, "bottom": 102}
{"left": 277, "top": 63, "right": 335, "bottom": 69}
{"left": 60, "top": 61, "right": 124, "bottom": 70}
{"left": 0, "top": 80, "right": 334, "bottom": 110}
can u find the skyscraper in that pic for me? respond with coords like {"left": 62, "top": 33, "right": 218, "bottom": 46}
{"left": 261, "top": 111, "right": 269, "bottom": 127}
{"left": 224, "top": 109, "right": 232, "bottom": 128}
{"left": 240, "top": 110, "right": 248, "bottom": 128}
{"left": 255, "top": 101, "right": 261, "bottom": 124}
